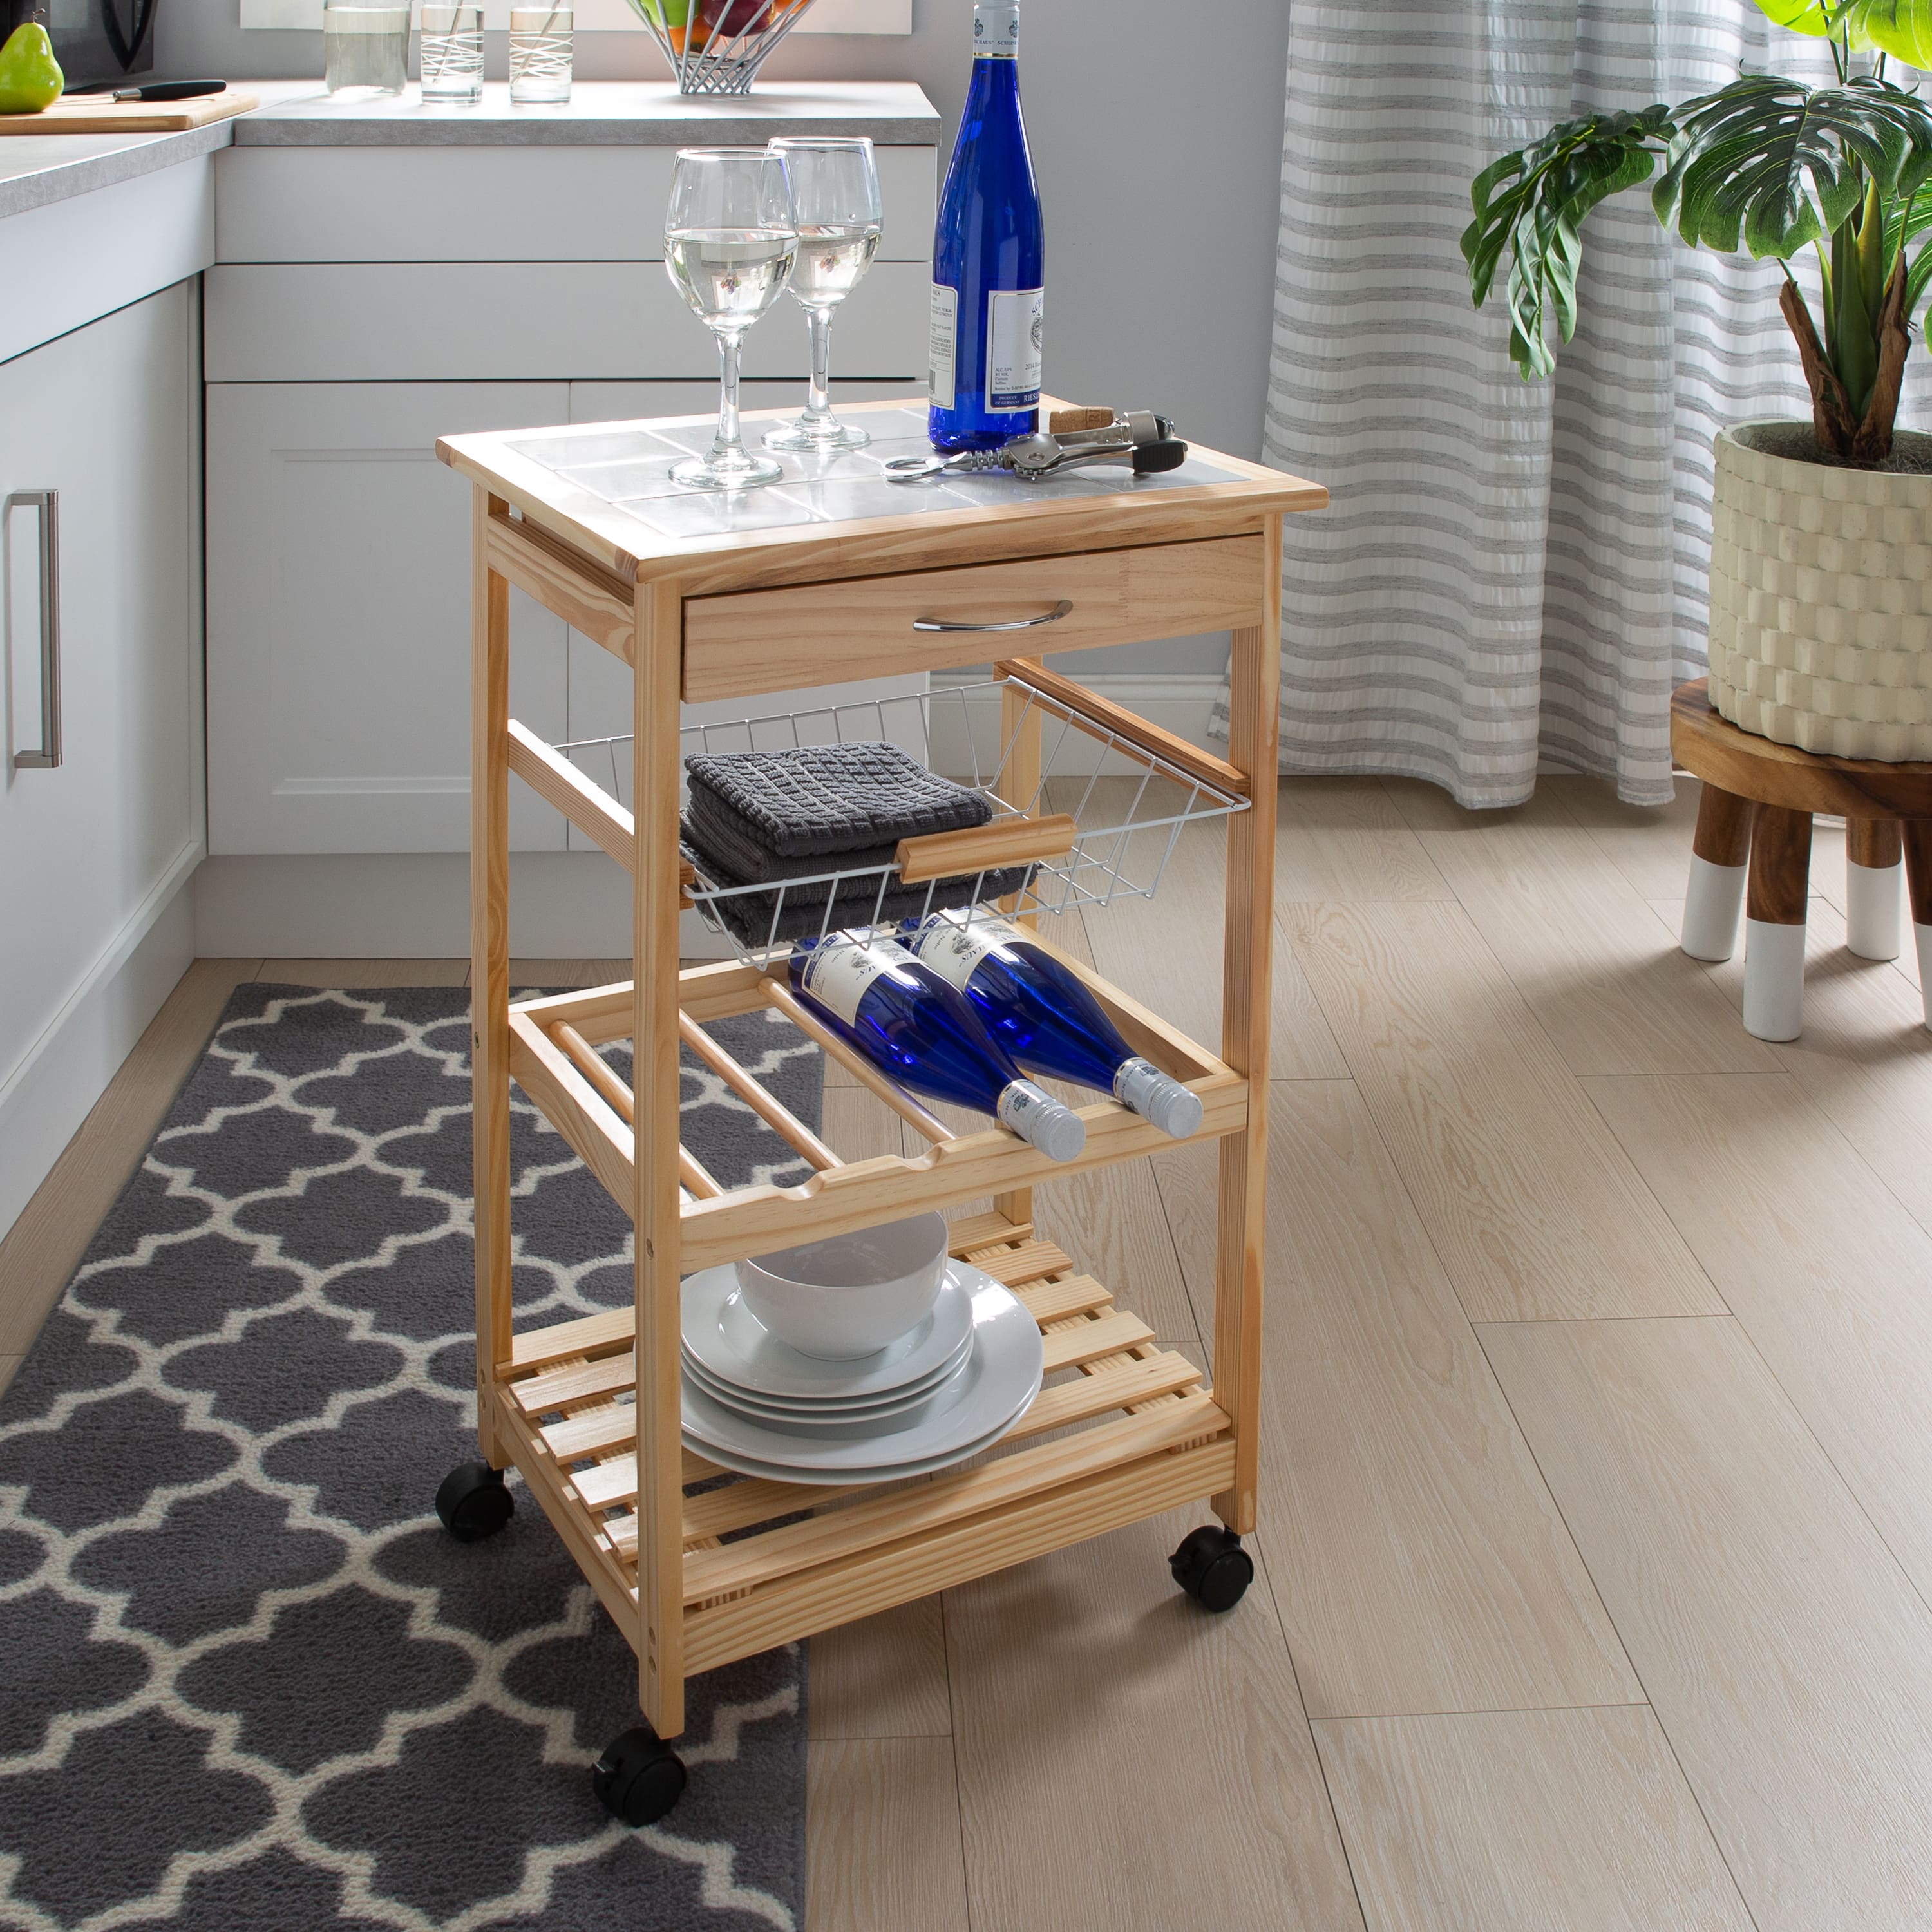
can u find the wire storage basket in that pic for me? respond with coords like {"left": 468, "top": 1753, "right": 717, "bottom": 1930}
{"left": 625, "top": 0, "right": 819, "bottom": 93}
{"left": 557, "top": 670, "right": 1251, "bottom": 971}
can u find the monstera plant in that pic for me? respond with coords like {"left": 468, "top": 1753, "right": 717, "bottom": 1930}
{"left": 1466, "top": 0, "right": 1932, "bottom": 765}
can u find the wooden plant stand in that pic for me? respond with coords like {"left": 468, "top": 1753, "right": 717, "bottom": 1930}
{"left": 436, "top": 398, "right": 1326, "bottom": 1817}
{"left": 1672, "top": 678, "right": 1932, "bottom": 1041}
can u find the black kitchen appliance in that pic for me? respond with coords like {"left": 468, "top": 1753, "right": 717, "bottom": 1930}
{"left": 5, "top": 0, "right": 155, "bottom": 91}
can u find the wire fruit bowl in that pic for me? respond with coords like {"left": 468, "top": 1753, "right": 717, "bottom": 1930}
{"left": 627, "top": 0, "right": 817, "bottom": 93}
{"left": 558, "top": 672, "right": 1251, "bottom": 971}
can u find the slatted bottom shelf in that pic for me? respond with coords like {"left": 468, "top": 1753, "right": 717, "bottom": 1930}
{"left": 492, "top": 1211, "right": 1233, "bottom": 1674}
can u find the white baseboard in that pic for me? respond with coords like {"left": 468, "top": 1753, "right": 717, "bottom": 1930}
{"left": 0, "top": 849, "right": 199, "bottom": 1243}
{"left": 193, "top": 674, "right": 1227, "bottom": 961}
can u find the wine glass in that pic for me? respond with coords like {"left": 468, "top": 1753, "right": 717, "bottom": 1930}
{"left": 761, "top": 138, "right": 884, "bottom": 453}
{"left": 663, "top": 148, "right": 799, "bottom": 490}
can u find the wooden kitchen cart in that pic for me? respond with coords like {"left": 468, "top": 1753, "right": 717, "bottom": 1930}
{"left": 435, "top": 398, "right": 1325, "bottom": 1822}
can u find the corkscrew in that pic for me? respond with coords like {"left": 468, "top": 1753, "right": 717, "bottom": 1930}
{"left": 884, "top": 409, "right": 1188, "bottom": 484}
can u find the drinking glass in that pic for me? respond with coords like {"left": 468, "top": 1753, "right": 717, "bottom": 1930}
{"left": 420, "top": 3, "right": 485, "bottom": 102}
{"left": 762, "top": 138, "right": 884, "bottom": 452}
{"left": 663, "top": 148, "right": 799, "bottom": 490}
{"left": 323, "top": 0, "right": 408, "bottom": 96}
{"left": 509, "top": 3, "right": 573, "bottom": 102}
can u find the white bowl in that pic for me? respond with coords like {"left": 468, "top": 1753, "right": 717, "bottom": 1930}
{"left": 735, "top": 1212, "right": 951, "bottom": 1361}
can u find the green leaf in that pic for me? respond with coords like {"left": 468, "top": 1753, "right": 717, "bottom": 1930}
{"left": 1844, "top": 0, "right": 1932, "bottom": 65}
{"left": 1461, "top": 105, "right": 1674, "bottom": 379}
{"left": 1653, "top": 75, "right": 1932, "bottom": 261}
{"left": 1752, "top": 0, "right": 1839, "bottom": 32}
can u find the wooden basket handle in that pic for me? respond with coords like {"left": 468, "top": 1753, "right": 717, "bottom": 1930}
{"left": 895, "top": 813, "right": 1078, "bottom": 886}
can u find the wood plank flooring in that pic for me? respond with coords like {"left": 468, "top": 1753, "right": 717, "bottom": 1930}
{"left": 7, "top": 774, "right": 1932, "bottom": 1929}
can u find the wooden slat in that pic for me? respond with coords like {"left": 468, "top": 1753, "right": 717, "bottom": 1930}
{"left": 553, "top": 1021, "right": 634, "bottom": 1121}
{"left": 679, "top": 1392, "right": 1226, "bottom": 1606}
{"left": 495, "top": 1401, "right": 641, "bottom": 1634}
{"left": 506, "top": 718, "right": 636, "bottom": 869}
{"left": 677, "top": 957, "right": 779, "bottom": 1025}
{"left": 679, "top": 1011, "right": 841, "bottom": 1170}
{"left": 510, "top": 980, "right": 636, "bottom": 1044}
{"left": 1039, "top": 1307, "right": 1154, "bottom": 1374}
{"left": 676, "top": 1073, "right": 1247, "bottom": 1274}
{"left": 542, "top": 1401, "right": 640, "bottom": 1464}
{"left": 947, "top": 1210, "right": 1032, "bottom": 1253}
{"left": 995, "top": 658, "right": 1251, "bottom": 800}
{"left": 1010, "top": 1274, "right": 1114, "bottom": 1324}
{"left": 507, "top": 1305, "right": 634, "bottom": 1372}
{"left": 507, "top": 1009, "right": 638, "bottom": 1215}
{"left": 894, "top": 813, "right": 1078, "bottom": 885}
{"left": 511, "top": 1348, "right": 638, "bottom": 1414}
{"left": 965, "top": 1239, "right": 1074, "bottom": 1289}
{"left": 486, "top": 505, "right": 635, "bottom": 662}
{"left": 682, "top": 1437, "right": 1235, "bottom": 1676}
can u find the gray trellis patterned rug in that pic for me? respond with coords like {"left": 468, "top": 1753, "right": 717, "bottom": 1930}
{"left": 0, "top": 985, "right": 822, "bottom": 1932}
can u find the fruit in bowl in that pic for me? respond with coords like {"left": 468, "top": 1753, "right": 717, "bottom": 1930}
{"left": 0, "top": 22, "right": 64, "bottom": 114}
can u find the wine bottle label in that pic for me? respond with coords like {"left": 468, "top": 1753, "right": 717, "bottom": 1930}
{"left": 985, "top": 286, "right": 1045, "bottom": 409}
{"left": 799, "top": 934, "right": 909, "bottom": 1027}
{"left": 928, "top": 282, "right": 959, "bottom": 408}
{"left": 972, "top": 2, "right": 1019, "bottom": 58}
{"left": 907, "top": 910, "right": 1011, "bottom": 992}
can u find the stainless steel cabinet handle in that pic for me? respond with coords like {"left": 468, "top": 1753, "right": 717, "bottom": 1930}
{"left": 912, "top": 599, "right": 1073, "bottom": 636}
{"left": 7, "top": 489, "right": 61, "bottom": 771}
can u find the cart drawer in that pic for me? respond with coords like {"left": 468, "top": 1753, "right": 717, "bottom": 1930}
{"left": 679, "top": 533, "right": 1267, "bottom": 702}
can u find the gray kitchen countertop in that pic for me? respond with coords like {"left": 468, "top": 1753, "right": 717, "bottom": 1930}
{"left": 0, "top": 78, "right": 936, "bottom": 219}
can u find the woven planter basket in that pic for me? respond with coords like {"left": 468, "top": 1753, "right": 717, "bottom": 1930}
{"left": 1707, "top": 420, "right": 1932, "bottom": 762}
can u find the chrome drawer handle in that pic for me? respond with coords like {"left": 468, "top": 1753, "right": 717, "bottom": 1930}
{"left": 913, "top": 599, "right": 1072, "bottom": 636}
{"left": 7, "top": 489, "right": 61, "bottom": 771}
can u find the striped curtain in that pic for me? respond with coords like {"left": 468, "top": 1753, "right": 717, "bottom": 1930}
{"left": 1222, "top": 4, "right": 1904, "bottom": 807}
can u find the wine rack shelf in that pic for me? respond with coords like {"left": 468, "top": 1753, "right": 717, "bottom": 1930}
{"left": 440, "top": 392, "right": 1321, "bottom": 1747}
{"left": 507, "top": 943, "right": 1246, "bottom": 1271}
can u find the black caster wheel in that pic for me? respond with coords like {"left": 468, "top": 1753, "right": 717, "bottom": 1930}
{"left": 1170, "top": 1525, "right": 1253, "bottom": 1613}
{"left": 593, "top": 1725, "right": 688, "bottom": 1827}
{"left": 435, "top": 1462, "right": 514, "bottom": 1544}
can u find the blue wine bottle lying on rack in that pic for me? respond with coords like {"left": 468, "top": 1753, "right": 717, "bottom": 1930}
{"left": 789, "top": 932, "right": 1086, "bottom": 1162}
{"left": 902, "top": 910, "right": 1204, "bottom": 1139}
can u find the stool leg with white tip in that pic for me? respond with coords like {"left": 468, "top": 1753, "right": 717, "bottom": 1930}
{"left": 1681, "top": 782, "right": 1753, "bottom": 962}
{"left": 1743, "top": 806, "right": 1812, "bottom": 1041}
{"left": 1905, "top": 822, "right": 1932, "bottom": 1033}
{"left": 1845, "top": 818, "right": 1903, "bottom": 961}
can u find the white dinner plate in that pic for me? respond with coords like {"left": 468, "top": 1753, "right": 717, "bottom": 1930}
{"left": 681, "top": 1259, "right": 977, "bottom": 1401}
{"left": 683, "top": 1407, "right": 1028, "bottom": 1487}
{"left": 679, "top": 1363, "right": 970, "bottom": 1439}
{"left": 683, "top": 1327, "right": 974, "bottom": 1421}
{"left": 679, "top": 1276, "right": 1043, "bottom": 1476}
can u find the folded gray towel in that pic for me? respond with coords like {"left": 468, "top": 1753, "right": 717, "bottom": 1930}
{"left": 681, "top": 826, "right": 1030, "bottom": 947}
{"left": 685, "top": 786, "right": 901, "bottom": 886}
{"left": 683, "top": 742, "right": 992, "bottom": 860}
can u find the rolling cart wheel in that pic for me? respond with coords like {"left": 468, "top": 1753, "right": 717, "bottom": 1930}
{"left": 435, "top": 1462, "right": 515, "bottom": 1544}
{"left": 593, "top": 1725, "right": 688, "bottom": 1826}
{"left": 1169, "top": 1525, "right": 1253, "bottom": 1613}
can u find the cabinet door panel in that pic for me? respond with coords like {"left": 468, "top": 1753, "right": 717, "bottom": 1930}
{"left": 0, "top": 287, "right": 198, "bottom": 1091}
{"left": 206, "top": 381, "right": 570, "bottom": 855}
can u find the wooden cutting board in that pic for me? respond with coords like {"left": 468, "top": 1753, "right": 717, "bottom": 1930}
{"left": 0, "top": 90, "right": 258, "bottom": 134}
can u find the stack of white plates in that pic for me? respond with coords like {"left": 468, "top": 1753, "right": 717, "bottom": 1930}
{"left": 679, "top": 1258, "right": 1045, "bottom": 1484}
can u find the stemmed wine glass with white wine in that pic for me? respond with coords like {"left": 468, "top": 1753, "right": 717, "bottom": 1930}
{"left": 664, "top": 148, "right": 799, "bottom": 489}
{"left": 762, "top": 137, "right": 884, "bottom": 452}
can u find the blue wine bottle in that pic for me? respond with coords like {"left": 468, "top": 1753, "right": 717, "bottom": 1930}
{"left": 902, "top": 911, "right": 1204, "bottom": 1139}
{"left": 927, "top": 0, "right": 1045, "bottom": 452}
{"left": 790, "top": 932, "right": 1084, "bottom": 1161}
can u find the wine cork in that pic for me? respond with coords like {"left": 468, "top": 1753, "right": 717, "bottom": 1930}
{"left": 1048, "top": 406, "right": 1116, "bottom": 433}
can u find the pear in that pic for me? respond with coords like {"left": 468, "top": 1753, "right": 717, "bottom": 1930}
{"left": 0, "top": 22, "right": 63, "bottom": 114}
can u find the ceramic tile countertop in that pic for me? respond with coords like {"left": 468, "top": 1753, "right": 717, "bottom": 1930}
{"left": 0, "top": 78, "right": 935, "bottom": 218}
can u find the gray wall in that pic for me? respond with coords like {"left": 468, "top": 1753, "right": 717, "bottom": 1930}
{"left": 163, "top": 0, "right": 1291, "bottom": 673}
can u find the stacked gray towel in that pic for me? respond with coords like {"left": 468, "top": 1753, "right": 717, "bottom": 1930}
{"left": 681, "top": 741, "right": 1029, "bottom": 945}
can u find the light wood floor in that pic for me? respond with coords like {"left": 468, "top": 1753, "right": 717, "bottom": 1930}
{"left": 6, "top": 775, "right": 1932, "bottom": 1929}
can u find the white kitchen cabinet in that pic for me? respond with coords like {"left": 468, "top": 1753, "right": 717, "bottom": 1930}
{"left": 205, "top": 382, "right": 570, "bottom": 855}
{"left": 0, "top": 283, "right": 202, "bottom": 1234}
